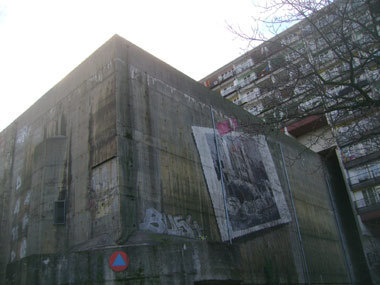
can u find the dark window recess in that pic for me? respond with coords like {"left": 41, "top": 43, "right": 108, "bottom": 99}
{"left": 339, "top": 86, "right": 353, "bottom": 96}
{"left": 338, "top": 80, "right": 369, "bottom": 96}
{"left": 54, "top": 201, "right": 66, "bottom": 224}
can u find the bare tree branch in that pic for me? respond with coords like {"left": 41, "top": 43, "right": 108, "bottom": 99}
{"left": 226, "top": 0, "right": 380, "bottom": 153}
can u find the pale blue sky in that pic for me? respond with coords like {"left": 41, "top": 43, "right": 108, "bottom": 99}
{"left": 0, "top": 0, "right": 262, "bottom": 132}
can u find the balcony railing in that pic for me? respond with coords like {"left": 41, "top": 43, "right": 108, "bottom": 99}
{"left": 354, "top": 197, "right": 380, "bottom": 222}
{"left": 355, "top": 197, "right": 380, "bottom": 210}
{"left": 237, "top": 73, "right": 257, "bottom": 89}
{"left": 234, "top": 59, "right": 254, "bottom": 75}
{"left": 349, "top": 164, "right": 380, "bottom": 187}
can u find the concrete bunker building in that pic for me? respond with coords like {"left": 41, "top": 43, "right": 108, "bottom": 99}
{"left": 0, "top": 35, "right": 351, "bottom": 284}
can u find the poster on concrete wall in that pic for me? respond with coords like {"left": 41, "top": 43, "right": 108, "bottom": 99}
{"left": 192, "top": 126, "right": 291, "bottom": 241}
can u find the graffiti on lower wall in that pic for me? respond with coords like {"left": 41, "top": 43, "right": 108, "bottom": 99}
{"left": 10, "top": 173, "right": 30, "bottom": 262}
{"left": 140, "top": 208, "right": 203, "bottom": 238}
{"left": 192, "top": 126, "right": 291, "bottom": 241}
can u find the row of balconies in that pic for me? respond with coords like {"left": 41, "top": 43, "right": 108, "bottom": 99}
{"left": 205, "top": 11, "right": 379, "bottom": 126}
{"left": 354, "top": 183, "right": 380, "bottom": 223}
{"left": 281, "top": 33, "right": 300, "bottom": 46}
{"left": 342, "top": 139, "right": 380, "bottom": 164}
{"left": 320, "top": 63, "right": 353, "bottom": 81}
{"left": 234, "top": 72, "right": 258, "bottom": 89}
{"left": 298, "top": 4, "right": 371, "bottom": 49}
{"left": 328, "top": 107, "right": 365, "bottom": 126}
{"left": 292, "top": 29, "right": 373, "bottom": 72}
{"left": 284, "top": 2, "right": 365, "bottom": 46}
{"left": 222, "top": 2, "right": 374, "bottom": 88}
{"left": 355, "top": 196, "right": 380, "bottom": 217}
{"left": 220, "top": 84, "right": 237, "bottom": 97}
{"left": 204, "top": 58, "right": 255, "bottom": 89}
{"left": 234, "top": 58, "right": 254, "bottom": 75}
{"left": 325, "top": 69, "right": 378, "bottom": 107}
{"left": 335, "top": 125, "right": 380, "bottom": 148}
{"left": 221, "top": 66, "right": 277, "bottom": 102}
{"left": 234, "top": 74, "right": 375, "bottom": 135}
{"left": 330, "top": 107, "right": 379, "bottom": 137}
{"left": 247, "top": 103, "right": 264, "bottom": 116}
{"left": 233, "top": 88, "right": 261, "bottom": 106}
{"left": 207, "top": 44, "right": 291, "bottom": 91}
{"left": 348, "top": 160, "right": 380, "bottom": 187}
{"left": 220, "top": 67, "right": 267, "bottom": 97}
{"left": 298, "top": 97, "right": 321, "bottom": 112}
{"left": 327, "top": 76, "right": 379, "bottom": 125}
{"left": 227, "top": 62, "right": 376, "bottom": 119}
{"left": 344, "top": 149, "right": 380, "bottom": 169}
{"left": 217, "top": 41, "right": 351, "bottom": 98}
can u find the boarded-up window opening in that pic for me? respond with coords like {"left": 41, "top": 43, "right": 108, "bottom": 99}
{"left": 54, "top": 200, "right": 66, "bottom": 224}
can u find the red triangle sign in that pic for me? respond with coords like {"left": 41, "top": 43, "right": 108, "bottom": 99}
{"left": 109, "top": 251, "right": 129, "bottom": 272}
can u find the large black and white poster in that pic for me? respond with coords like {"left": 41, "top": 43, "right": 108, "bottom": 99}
{"left": 192, "top": 126, "right": 291, "bottom": 241}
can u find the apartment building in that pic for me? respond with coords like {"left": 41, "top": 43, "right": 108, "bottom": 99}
{"left": 201, "top": 0, "right": 380, "bottom": 282}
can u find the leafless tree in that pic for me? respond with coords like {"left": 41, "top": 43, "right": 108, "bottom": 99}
{"left": 229, "top": 0, "right": 380, "bottom": 155}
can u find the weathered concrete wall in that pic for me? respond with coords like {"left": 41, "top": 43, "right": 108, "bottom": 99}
{"left": 277, "top": 142, "right": 348, "bottom": 283}
{"left": 6, "top": 234, "right": 241, "bottom": 284}
{"left": 0, "top": 35, "right": 350, "bottom": 284}
{"left": 0, "top": 38, "right": 121, "bottom": 283}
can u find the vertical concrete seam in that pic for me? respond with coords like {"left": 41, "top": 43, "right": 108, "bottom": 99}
{"left": 279, "top": 143, "right": 310, "bottom": 285}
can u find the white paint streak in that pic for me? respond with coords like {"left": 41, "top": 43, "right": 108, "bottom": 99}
{"left": 167, "top": 215, "right": 195, "bottom": 238}
{"left": 16, "top": 126, "right": 30, "bottom": 145}
{"left": 10, "top": 251, "right": 16, "bottom": 262}
{"left": 16, "top": 176, "right": 21, "bottom": 191}
{"left": 11, "top": 226, "right": 18, "bottom": 241}
{"left": 19, "top": 238, "right": 27, "bottom": 258}
{"left": 24, "top": 192, "right": 31, "bottom": 205}
{"left": 114, "top": 57, "right": 126, "bottom": 66}
{"left": 130, "top": 65, "right": 222, "bottom": 114}
{"left": 13, "top": 199, "right": 20, "bottom": 215}
{"left": 139, "top": 208, "right": 167, "bottom": 234}
{"left": 90, "top": 158, "right": 118, "bottom": 219}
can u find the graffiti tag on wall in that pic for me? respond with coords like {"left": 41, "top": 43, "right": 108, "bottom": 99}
{"left": 10, "top": 177, "right": 30, "bottom": 262}
{"left": 15, "top": 126, "right": 30, "bottom": 145}
{"left": 139, "top": 208, "right": 203, "bottom": 238}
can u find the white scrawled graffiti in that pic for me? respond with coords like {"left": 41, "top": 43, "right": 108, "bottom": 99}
{"left": 10, "top": 251, "right": 16, "bottom": 262}
{"left": 16, "top": 126, "right": 30, "bottom": 145}
{"left": 140, "top": 208, "right": 167, "bottom": 234}
{"left": 24, "top": 191, "right": 31, "bottom": 205}
{"left": 20, "top": 238, "right": 27, "bottom": 259}
{"left": 140, "top": 208, "right": 203, "bottom": 238}
{"left": 13, "top": 199, "right": 20, "bottom": 215}
{"left": 16, "top": 176, "right": 21, "bottom": 191}
{"left": 11, "top": 226, "right": 18, "bottom": 241}
{"left": 16, "top": 126, "right": 30, "bottom": 144}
